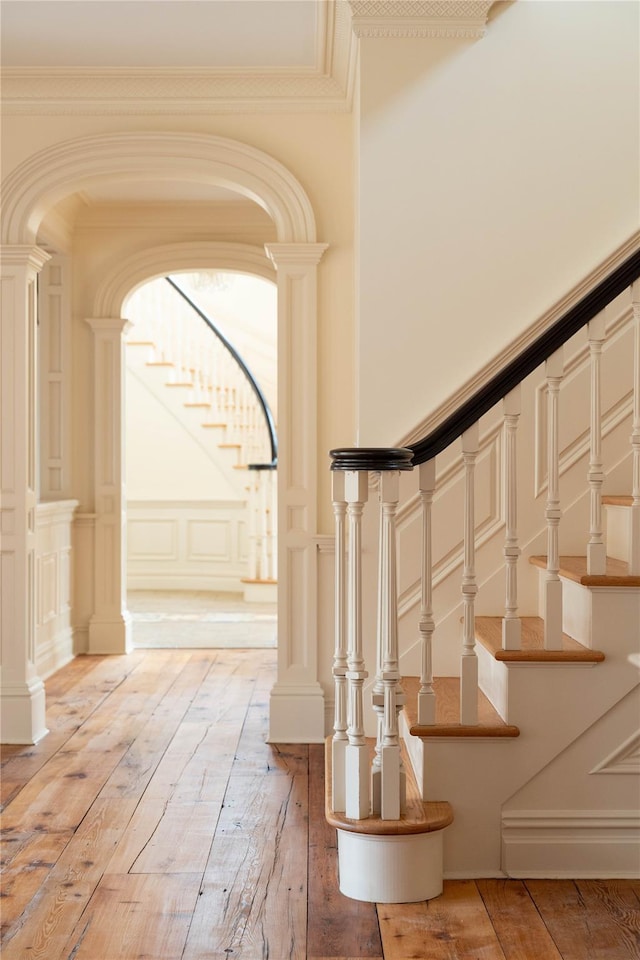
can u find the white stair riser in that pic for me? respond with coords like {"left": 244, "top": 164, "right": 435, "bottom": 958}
{"left": 605, "top": 503, "right": 632, "bottom": 562}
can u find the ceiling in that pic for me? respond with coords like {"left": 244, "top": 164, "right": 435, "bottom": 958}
{"left": 0, "top": 0, "right": 320, "bottom": 69}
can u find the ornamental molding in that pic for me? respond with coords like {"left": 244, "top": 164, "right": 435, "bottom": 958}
{"left": 591, "top": 731, "right": 640, "bottom": 776}
{"left": 1, "top": 2, "right": 357, "bottom": 115}
{"left": 349, "top": 0, "right": 494, "bottom": 38}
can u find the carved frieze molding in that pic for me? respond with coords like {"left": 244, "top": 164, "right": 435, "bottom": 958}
{"left": 349, "top": 0, "right": 494, "bottom": 38}
{"left": 1, "top": 1, "right": 357, "bottom": 115}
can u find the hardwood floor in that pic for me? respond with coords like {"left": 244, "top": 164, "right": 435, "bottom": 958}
{"left": 1, "top": 649, "right": 639, "bottom": 960}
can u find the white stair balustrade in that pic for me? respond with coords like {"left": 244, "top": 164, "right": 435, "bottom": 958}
{"left": 331, "top": 470, "right": 348, "bottom": 813}
{"left": 543, "top": 348, "right": 564, "bottom": 650}
{"left": 502, "top": 386, "right": 522, "bottom": 650}
{"left": 418, "top": 459, "right": 437, "bottom": 724}
{"left": 344, "top": 468, "right": 370, "bottom": 820}
{"left": 460, "top": 423, "right": 480, "bottom": 723}
{"left": 587, "top": 312, "right": 607, "bottom": 575}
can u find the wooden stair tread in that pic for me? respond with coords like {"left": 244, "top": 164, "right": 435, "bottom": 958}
{"left": 184, "top": 402, "right": 211, "bottom": 408}
{"left": 165, "top": 382, "right": 193, "bottom": 388}
{"left": 202, "top": 422, "right": 226, "bottom": 428}
{"left": 602, "top": 494, "right": 633, "bottom": 506}
{"left": 475, "top": 616, "right": 605, "bottom": 663}
{"left": 403, "top": 677, "right": 520, "bottom": 738}
{"left": 530, "top": 555, "right": 640, "bottom": 586}
{"left": 324, "top": 737, "right": 453, "bottom": 836}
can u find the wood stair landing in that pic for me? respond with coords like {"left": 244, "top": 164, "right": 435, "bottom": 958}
{"left": 325, "top": 737, "right": 453, "bottom": 836}
{"left": 475, "top": 616, "right": 605, "bottom": 663}
{"left": 529, "top": 554, "right": 640, "bottom": 587}
{"left": 403, "top": 676, "right": 520, "bottom": 738}
{"left": 602, "top": 494, "right": 633, "bottom": 507}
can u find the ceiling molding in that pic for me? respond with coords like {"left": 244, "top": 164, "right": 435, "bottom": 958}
{"left": 0, "top": 2, "right": 357, "bottom": 115}
{"left": 349, "top": 0, "right": 494, "bottom": 38}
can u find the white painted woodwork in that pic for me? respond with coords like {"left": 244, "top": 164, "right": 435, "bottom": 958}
{"left": 265, "top": 243, "right": 328, "bottom": 744}
{"left": 35, "top": 499, "right": 78, "bottom": 678}
{"left": 460, "top": 424, "right": 480, "bottom": 725}
{"left": 126, "top": 499, "right": 248, "bottom": 592}
{"left": 418, "top": 459, "right": 436, "bottom": 724}
{"left": 331, "top": 470, "right": 348, "bottom": 813}
{"left": 336, "top": 829, "right": 444, "bottom": 903}
{"left": 38, "top": 256, "right": 72, "bottom": 500}
{"left": 0, "top": 245, "right": 50, "bottom": 744}
{"left": 376, "top": 471, "right": 405, "bottom": 820}
{"left": 344, "top": 469, "right": 370, "bottom": 820}
{"left": 587, "top": 312, "right": 607, "bottom": 574}
{"left": 631, "top": 281, "right": 640, "bottom": 574}
{"left": 543, "top": 348, "right": 564, "bottom": 651}
{"left": 502, "top": 386, "right": 522, "bottom": 650}
{"left": 85, "top": 318, "right": 132, "bottom": 654}
{"left": 244, "top": 469, "right": 277, "bottom": 583}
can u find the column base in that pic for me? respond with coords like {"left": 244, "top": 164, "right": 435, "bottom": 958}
{"left": 88, "top": 612, "right": 133, "bottom": 654}
{"left": 267, "top": 683, "right": 326, "bottom": 742}
{"left": 0, "top": 678, "right": 48, "bottom": 744}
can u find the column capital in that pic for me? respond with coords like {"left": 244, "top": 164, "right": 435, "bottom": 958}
{"left": 84, "top": 316, "right": 132, "bottom": 335}
{"left": 0, "top": 244, "right": 51, "bottom": 273}
{"left": 264, "top": 242, "right": 329, "bottom": 269}
{"left": 349, "top": 1, "right": 493, "bottom": 39}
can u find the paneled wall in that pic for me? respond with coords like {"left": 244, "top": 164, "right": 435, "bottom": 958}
{"left": 35, "top": 500, "right": 78, "bottom": 677}
{"left": 127, "top": 499, "right": 248, "bottom": 593}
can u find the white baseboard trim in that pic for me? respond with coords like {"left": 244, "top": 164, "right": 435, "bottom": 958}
{"left": 127, "top": 574, "right": 244, "bottom": 593}
{"left": 502, "top": 809, "right": 640, "bottom": 878}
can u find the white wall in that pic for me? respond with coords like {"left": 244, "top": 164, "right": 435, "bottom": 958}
{"left": 357, "top": 0, "right": 640, "bottom": 444}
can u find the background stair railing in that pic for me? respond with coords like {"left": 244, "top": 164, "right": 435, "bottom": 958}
{"left": 330, "top": 251, "right": 640, "bottom": 826}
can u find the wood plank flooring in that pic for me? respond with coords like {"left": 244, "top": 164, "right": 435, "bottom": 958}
{"left": 1, "top": 649, "right": 639, "bottom": 960}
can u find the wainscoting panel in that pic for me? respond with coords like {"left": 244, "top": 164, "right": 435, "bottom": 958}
{"left": 35, "top": 499, "right": 78, "bottom": 678}
{"left": 127, "top": 499, "right": 248, "bottom": 592}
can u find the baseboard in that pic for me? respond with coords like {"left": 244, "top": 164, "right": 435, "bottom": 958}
{"left": 502, "top": 809, "right": 640, "bottom": 878}
{"left": 127, "top": 574, "right": 244, "bottom": 593}
{"left": 36, "top": 627, "right": 75, "bottom": 680}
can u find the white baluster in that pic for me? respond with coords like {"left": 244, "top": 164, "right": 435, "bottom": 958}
{"left": 258, "top": 470, "right": 269, "bottom": 578}
{"left": 271, "top": 470, "right": 278, "bottom": 579}
{"left": 247, "top": 471, "right": 258, "bottom": 581}
{"left": 378, "top": 472, "right": 405, "bottom": 820}
{"left": 460, "top": 423, "right": 479, "bottom": 724}
{"left": 631, "top": 281, "right": 640, "bottom": 574}
{"left": 331, "top": 471, "right": 348, "bottom": 812}
{"left": 345, "top": 470, "right": 370, "bottom": 820}
{"left": 544, "top": 348, "right": 564, "bottom": 650}
{"left": 418, "top": 459, "right": 437, "bottom": 724}
{"left": 587, "top": 312, "right": 607, "bottom": 575}
{"left": 502, "top": 386, "right": 522, "bottom": 650}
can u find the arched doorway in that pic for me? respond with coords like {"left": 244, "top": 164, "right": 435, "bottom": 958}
{"left": 1, "top": 132, "right": 327, "bottom": 744}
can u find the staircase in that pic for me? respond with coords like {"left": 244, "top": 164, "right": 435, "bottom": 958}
{"left": 125, "top": 276, "right": 278, "bottom": 591}
{"left": 326, "top": 250, "right": 640, "bottom": 902}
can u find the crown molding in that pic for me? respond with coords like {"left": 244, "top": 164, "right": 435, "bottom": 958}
{"left": 0, "top": 2, "right": 358, "bottom": 115}
{"left": 349, "top": 0, "right": 494, "bottom": 38}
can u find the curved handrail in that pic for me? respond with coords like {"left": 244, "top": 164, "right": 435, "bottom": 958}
{"left": 165, "top": 276, "right": 278, "bottom": 467}
{"left": 409, "top": 248, "right": 640, "bottom": 466}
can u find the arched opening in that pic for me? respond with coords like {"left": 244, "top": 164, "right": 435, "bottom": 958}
{"left": 1, "top": 131, "right": 327, "bottom": 745}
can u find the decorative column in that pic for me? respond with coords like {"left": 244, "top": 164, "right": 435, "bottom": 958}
{"left": 38, "top": 256, "right": 72, "bottom": 500}
{"left": 0, "top": 245, "right": 50, "bottom": 743}
{"left": 265, "top": 243, "right": 328, "bottom": 743}
{"left": 331, "top": 470, "right": 348, "bottom": 812}
{"left": 84, "top": 318, "right": 132, "bottom": 654}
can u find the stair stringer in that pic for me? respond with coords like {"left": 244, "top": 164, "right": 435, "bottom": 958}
{"left": 402, "top": 598, "right": 640, "bottom": 877}
{"left": 501, "top": 684, "right": 640, "bottom": 877}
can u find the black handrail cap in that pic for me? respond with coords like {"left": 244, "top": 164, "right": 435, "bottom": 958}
{"left": 330, "top": 447, "right": 414, "bottom": 472}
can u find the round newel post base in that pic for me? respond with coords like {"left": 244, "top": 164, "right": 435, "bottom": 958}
{"left": 336, "top": 828, "right": 445, "bottom": 903}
